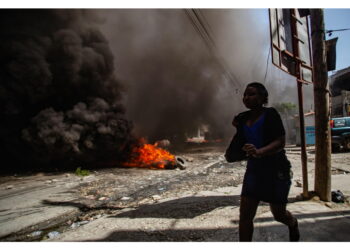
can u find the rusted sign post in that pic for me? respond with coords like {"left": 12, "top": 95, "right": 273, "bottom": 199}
{"left": 269, "top": 9, "right": 313, "bottom": 198}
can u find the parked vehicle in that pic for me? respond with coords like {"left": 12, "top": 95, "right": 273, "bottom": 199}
{"left": 331, "top": 116, "right": 350, "bottom": 152}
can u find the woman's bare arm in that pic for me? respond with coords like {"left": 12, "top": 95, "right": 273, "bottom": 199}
{"left": 242, "top": 135, "right": 285, "bottom": 158}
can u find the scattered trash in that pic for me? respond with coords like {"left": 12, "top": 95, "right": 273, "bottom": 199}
{"left": 98, "top": 197, "right": 109, "bottom": 201}
{"left": 70, "top": 220, "right": 89, "bottom": 229}
{"left": 158, "top": 187, "right": 166, "bottom": 191}
{"left": 70, "top": 222, "right": 78, "bottom": 229}
{"left": 47, "top": 231, "right": 60, "bottom": 239}
{"left": 332, "top": 190, "right": 345, "bottom": 203}
{"left": 121, "top": 196, "right": 131, "bottom": 201}
{"left": 29, "top": 231, "right": 43, "bottom": 237}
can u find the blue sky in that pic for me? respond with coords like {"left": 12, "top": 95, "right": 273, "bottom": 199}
{"left": 324, "top": 8, "right": 350, "bottom": 71}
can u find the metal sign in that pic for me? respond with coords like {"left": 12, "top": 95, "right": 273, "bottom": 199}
{"left": 269, "top": 9, "right": 313, "bottom": 84}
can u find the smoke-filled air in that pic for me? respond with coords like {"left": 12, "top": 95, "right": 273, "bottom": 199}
{"left": 0, "top": 10, "right": 137, "bottom": 173}
{"left": 0, "top": 9, "right": 312, "bottom": 173}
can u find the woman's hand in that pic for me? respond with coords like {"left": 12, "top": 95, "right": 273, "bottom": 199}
{"left": 242, "top": 144, "right": 262, "bottom": 158}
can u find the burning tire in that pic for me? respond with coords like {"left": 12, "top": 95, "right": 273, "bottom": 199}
{"left": 175, "top": 156, "right": 187, "bottom": 170}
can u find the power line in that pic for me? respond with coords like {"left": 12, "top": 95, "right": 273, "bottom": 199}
{"left": 184, "top": 9, "right": 243, "bottom": 94}
{"left": 326, "top": 27, "right": 350, "bottom": 37}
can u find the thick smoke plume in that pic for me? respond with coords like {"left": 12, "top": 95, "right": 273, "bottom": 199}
{"left": 0, "top": 9, "right": 313, "bottom": 173}
{"left": 100, "top": 9, "right": 311, "bottom": 145}
{"left": 100, "top": 9, "right": 247, "bottom": 144}
{"left": 0, "top": 10, "right": 136, "bottom": 173}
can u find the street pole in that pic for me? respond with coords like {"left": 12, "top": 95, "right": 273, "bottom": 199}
{"left": 297, "top": 81, "right": 309, "bottom": 198}
{"left": 310, "top": 9, "right": 332, "bottom": 201}
{"left": 290, "top": 9, "right": 309, "bottom": 198}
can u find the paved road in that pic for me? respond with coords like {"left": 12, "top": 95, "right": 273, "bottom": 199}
{"left": 1, "top": 146, "right": 350, "bottom": 241}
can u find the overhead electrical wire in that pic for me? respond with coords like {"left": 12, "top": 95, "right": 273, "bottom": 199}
{"left": 326, "top": 27, "right": 350, "bottom": 37}
{"left": 184, "top": 9, "right": 243, "bottom": 95}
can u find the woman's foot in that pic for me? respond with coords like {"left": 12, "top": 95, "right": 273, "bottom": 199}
{"left": 289, "top": 218, "right": 300, "bottom": 242}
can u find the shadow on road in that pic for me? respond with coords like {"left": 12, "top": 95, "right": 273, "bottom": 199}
{"left": 111, "top": 195, "right": 241, "bottom": 219}
{"left": 90, "top": 211, "right": 350, "bottom": 242}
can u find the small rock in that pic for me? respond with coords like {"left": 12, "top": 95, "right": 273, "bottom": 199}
{"left": 45, "top": 180, "right": 53, "bottom": 184}
{"left": 152, "top": 195, "right": 161, "bottom": 200}
{"left": 95, "top": 214, "right": 102, "bottom": 219}
{"left": 47, "top": 231, "right": 60, "bottom": 239}
{"left": 52, "top": 179, "right": 58, "bottom": 182}
{"left": 65, "top": 174, "right": 70, "bottom": 177}
{"left": 158, "top": 187, "right": 166, "bottom": 191}
{"left": 325, "top": 202, "right": 333, "bottom": 208}
{"left": 85, "top": 195, "right": 95, "bottom": 200}
{"left": 5, "top": 185, "right": 14, "bottom": 189}
{"left": 121, "top": 196, "right": 131, "bottom": 201}
{"left": 312, "top": 196, "right": 320, "bottom": 201}
{"left": 185, "top": 157, "right": 194, "bottom": 162}
{"left": 98, "top": 197, "right": 108, "bottom": 201}
{"left": 29, "top": 231, "right": 43, "bottom": 237}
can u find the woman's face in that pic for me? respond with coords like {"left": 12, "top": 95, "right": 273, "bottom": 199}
{"left": 243, "top": 86, "right": 265, "bottom": 110}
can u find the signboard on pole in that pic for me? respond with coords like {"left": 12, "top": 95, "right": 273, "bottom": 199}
{"left": 269, "top": 9, "right": 313, "bottom": 83}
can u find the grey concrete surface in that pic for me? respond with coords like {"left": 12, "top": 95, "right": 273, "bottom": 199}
{"left": 1, "top": 150, "right": 350, "bottom": 242}
{"left": 45, "top": 175, "right": 350, "bottom": 242}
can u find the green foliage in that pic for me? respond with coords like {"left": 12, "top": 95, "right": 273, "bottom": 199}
{"left": 75, "top": 167, "right": 90, "bottom": 176}
{"left": 274, "top": 102, "right": 297, "bottom": 115}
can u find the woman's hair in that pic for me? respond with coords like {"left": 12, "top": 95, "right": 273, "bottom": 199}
{"left": 246, "top": 82, "right": 269, "bottom": 104}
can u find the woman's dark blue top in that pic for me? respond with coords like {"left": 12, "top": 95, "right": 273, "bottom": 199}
{"left": 239, "top": 110, "right": 291, "bottom": 204}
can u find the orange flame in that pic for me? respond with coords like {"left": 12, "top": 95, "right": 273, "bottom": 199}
{"left": 123, "top": 142, "right": 175, "bottom": 169}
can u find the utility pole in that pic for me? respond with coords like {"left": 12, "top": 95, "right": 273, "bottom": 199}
{"left": 310, "top": 9, "right": 332, "bottom": 201}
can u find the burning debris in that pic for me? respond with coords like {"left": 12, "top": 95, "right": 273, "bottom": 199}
{"left": 123, "top": 139, "right": 186, "bottom": 170}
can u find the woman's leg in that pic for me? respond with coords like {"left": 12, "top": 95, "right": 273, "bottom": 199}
{"left": 239, "top": 196, "right": 260, "bottom": 241}
{"left": 270, "top": 203, "right": 300, "bottom": 241}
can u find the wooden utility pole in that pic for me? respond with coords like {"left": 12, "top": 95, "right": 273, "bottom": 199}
{"left": 310, "top": 9, "right": 332, "bottom": 201}
{"left": 290, "top": 9, "right": 309, "bottom": 198}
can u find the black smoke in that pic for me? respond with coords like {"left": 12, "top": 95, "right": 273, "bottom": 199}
{"left": 0, "top": 10, "right": 136, "bottom": 173}
{"left": 100, "top": 9, "right": 247, "bottom": 144}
